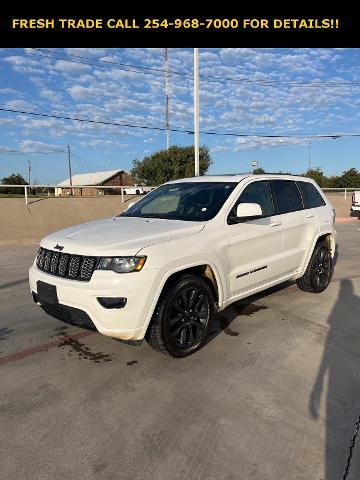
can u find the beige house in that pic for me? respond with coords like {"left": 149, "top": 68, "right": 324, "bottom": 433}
{"left": 55, "top": 170, "right": 135, "bottom": 196}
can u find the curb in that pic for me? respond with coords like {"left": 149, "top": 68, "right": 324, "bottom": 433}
{"left": 335, "top": 218, "right": 360, "bottom": 223}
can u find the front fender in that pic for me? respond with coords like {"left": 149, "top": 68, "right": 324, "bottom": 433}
{"left": 138, "top": 259, "right": 226, "bottom": 339}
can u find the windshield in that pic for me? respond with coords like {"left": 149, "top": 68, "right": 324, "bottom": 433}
{"left": 120, "top": 182, "right": 237, "bottom": 221}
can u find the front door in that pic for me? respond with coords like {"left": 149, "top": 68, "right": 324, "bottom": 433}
{"left": 226, "top": 180, "right": 285, "bottom": 298}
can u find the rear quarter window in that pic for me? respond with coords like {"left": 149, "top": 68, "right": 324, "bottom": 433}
{"left": 297, "top": 181, "right": 326, "bottom": 209}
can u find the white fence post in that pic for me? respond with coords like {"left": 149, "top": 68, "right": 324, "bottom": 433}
{"left": 121, "top": 187, "right": 124, "bottom": 203}
{"left": 344, "top": 189, "right": 347, "bottom": 200}
{"left": 24, "top": 185, "right": 28, "bottom": 205}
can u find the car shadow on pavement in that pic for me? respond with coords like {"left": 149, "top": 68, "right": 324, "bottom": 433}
{"left": 204, "top": 280, "right": 294, "bottom": 345}
{"left": 209, "top": 242, "right": 340, "bottom": 342}
{"left": 309, "top": 279, "right": 360, "bottom": 479}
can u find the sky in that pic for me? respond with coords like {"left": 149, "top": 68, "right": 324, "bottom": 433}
{"left": 0, "top": 47, "right": 359, "bottom": 184}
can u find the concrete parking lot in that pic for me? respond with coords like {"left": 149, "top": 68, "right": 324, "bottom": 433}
{"left": 0, "top": 223, "right": 359, "bottom": 480}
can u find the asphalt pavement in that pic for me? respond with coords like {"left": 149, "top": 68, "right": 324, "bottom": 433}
{"left": 0, "top": 224, "right": 359, "bottom": 480}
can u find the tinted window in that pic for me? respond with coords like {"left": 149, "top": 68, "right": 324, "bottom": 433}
{"left": 231, "top": 181, "right": 274, "bottom": 219}
{"left": 297, "top": 181, "right": 325, "bottom": 209}
{"left": 271, "top": 180, "right": 303, "bottom": 214}
{"left": 120, "top": 182, "right": 237, "bottom": 222}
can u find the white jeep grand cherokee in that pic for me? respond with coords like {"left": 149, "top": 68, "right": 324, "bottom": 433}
{"left": 29, "top": 174, "right": 336, "bottom": 357}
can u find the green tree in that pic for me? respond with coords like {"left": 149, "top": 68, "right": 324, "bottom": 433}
{"left": 302, "top": 167, "right": 327, "bottom": 187}
{"left": 325, "top": 169, "right": 360, "bottom": 188}
{"left": 253, "top": 167, "right": 265, "bottom": 174}
{"left": 326, "top": 175, "right": 342, "bottom": 188}
{"left": 131, "top": 145, "right": 212, "bottom": 185}
{"left": 1, "top": 173, "right": 28, "bottom": 194}
{"left": 338, "top": 168, "right": 360, "bottom": 188}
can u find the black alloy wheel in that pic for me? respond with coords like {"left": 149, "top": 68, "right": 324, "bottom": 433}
{"left": 146, "top": 275, "right": 214, "bottom": 357}
{"left": 167, "top": 287, "right": 210, "bottom": 349}
{"left": 313, "top": 246, "right": 332, "bottom": 291}
{"left": 297, "top": 241, "right": 333, "bottom": 293}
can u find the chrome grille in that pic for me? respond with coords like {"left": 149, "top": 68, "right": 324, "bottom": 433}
{"left": 36, "top": 248, "right": 97, "bottom": 281}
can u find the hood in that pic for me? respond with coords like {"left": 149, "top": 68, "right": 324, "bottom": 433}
{"left": 41, "top": 216, "right": 205, "bottom": 256}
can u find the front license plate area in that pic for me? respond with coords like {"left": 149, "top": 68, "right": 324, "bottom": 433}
{"left": 37, "top": 281, "right": 58, "bottom": 305}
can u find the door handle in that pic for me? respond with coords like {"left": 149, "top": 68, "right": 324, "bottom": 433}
{"left": 269, "top": 221, "right": 282, "bottom": 227}
{"left": 305, "top": 214, "right": 315, "bottom": 218}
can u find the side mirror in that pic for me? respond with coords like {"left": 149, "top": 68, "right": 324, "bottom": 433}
{"left": 236, "top": 203, "right": 262, "bottom": 218}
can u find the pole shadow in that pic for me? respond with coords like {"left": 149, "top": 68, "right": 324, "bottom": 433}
{"left": 309, "top": 279, "right": 360, "bottom": 479}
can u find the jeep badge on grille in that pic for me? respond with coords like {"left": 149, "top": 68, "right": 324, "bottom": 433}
{"left": 54, "top": 244, "right": 64, "bottom": 251}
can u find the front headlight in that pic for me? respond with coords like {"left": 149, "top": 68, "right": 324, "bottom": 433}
{"left": 96, "top": 256, "right": 146, "bottom": 273}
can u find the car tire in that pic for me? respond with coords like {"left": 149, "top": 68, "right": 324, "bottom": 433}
{"left": 146, "top": 275, "right": 214, "bottom": 357}
{"left": 296, "top": 241, "right": 333, "bottom": 293}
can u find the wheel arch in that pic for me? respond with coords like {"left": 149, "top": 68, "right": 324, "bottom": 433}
{"left": 301, "top": 231, "right": 336, "bottom": 275}
{"left": 140, "top": 262, "right": 223, "bottom": 338}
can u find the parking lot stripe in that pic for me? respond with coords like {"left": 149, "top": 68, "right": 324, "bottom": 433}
{"left": 0, "top": 330, "right": 94, "bottom": 367}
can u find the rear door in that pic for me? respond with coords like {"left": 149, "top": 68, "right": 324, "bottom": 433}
{"left": 270, "top": 180, "right": 318, "bottom": 275}
{"left": 226, "top": 180, "right": 285, "bottom": 297}
{"left": 297, "top": 181, "right": 330, "bottom": 237}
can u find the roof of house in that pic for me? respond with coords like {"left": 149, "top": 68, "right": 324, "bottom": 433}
{"left": 57, "top": 170, "right": 123, "bottom": 187}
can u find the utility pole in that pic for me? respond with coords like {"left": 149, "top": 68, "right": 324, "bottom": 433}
{"left": 67, "top": 143, "right": 73, "bottom": 195}
{"left": 164, "top": 48, "right": 170, "bottom": 151}
{"left": 194, "top": 48, "right": 200, "bottom": 176}
{"left": 27, "top": 160, "right": 31, "bottom": 185}
{"left": 27, "top": 160, "right": 31, "bottom": 195}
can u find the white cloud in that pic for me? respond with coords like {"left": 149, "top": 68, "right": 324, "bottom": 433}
{"left": 0, "top": 47, "right": 357, "bottom": 171}
{"left": 18, "top": 140, "right": 64, "bottom": 153}
{"left": 4, "top": 99, "right": 34, "bottom": 110}
{"left": 65, "top": 48, "right": 108, "bottom": 58}
{"left": 53, "top": 60, "right": 91, "bottom": 75}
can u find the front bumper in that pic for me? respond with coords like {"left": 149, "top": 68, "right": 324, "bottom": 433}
{"left": 29, "top": 264, "right": 160, "bottom": 340}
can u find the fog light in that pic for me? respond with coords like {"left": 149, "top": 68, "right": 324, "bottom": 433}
{"left": 97, "top": 297, "right": 127, "bottom": 309}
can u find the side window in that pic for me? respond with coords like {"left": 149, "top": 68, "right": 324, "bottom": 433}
{"left": 271, "top": 180, "right": 303, "bottom": 214}
{"left": 297, "top": 181, "right": 326, "bottom": 209}
{"left": 230, "top": 181, "right": 274, "bottom": 221}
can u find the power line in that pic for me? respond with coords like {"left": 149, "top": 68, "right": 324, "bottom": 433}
{"left": 34, "top": 48, "right": 192, "bottom": 79}
{"left": 1, "top": 105, "right": 359, "bottom": 140}
{"left": 72, "top": 150, "right": 110, "bottom": 172}
{"left": 2, "top": 80, "right": 356, "bottom": 111}
{"left": 35, "top": 48, "right": 360, "bottom": 87}
{"left": 0, "top": 102, "right": 189, "bottom": 133}
{"left": 13, "top": 48, "right": 360, "bottom": 89}
{"left": 21, "top": 48, "right": 182, "bottom": 81}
